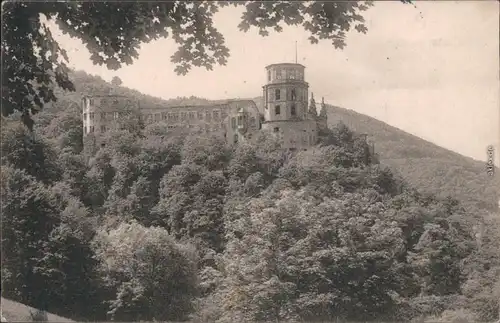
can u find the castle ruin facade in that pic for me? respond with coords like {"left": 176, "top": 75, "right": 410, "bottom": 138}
{"left": 82, "top": 63, "right": 328, "bottom": 150}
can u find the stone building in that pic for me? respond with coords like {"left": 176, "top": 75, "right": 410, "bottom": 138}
{"left": 82, "top": 63, "right": 328, "bottom": 149}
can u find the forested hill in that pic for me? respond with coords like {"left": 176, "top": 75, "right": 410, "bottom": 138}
{"left": 41, "top": 70, "right": 498, "bottom": 212}
{"left": 254, "top": 96, "right": 499, "bottom": 212}
{"left": 323, "top": 104, "right": 499, "bottom": 212}
{"left": 4, "top": 70, "right": 500, "bottom": 322}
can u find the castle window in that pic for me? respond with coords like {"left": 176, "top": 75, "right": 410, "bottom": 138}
{"left": 100, "top": 125, "right": 107, "bottom": 132}
{"left": 268, "top": 70, "right": 271, "bottom": 81}
{"left": 274, "top": 127, "right": 280, "bottom": 133}
{"left": 231, "top": 117, "right": 236, "bottom": 129}
{"left": 275, "top": 105, "right": 281, "bottom": 115}
{"left": 213, "top": 110, "right": 219, "bottom": 120}
{"left": 291, "top": 89, "right": 297, "bottom": 101}
{"left": 291, "top": 104, "right": 296, "bottom": 116}
{"left": 89, "top": 112, "right": 95, "bottom": 120}
{"left": 250, "top": 116, "right": 256, "bottom": 128}
{"left": 189, "top": 111, "right": 195, "bottom": 119}
{"left": 205, "top": 111, "right": 211, "bottom": 121}
{"left": 290, "top": 69, "right": 296, "bottom": 79}
{"left": 89, "top": 98, "right": 94, "bottom": 105}
{"left": 276, "top": 69, "right": 282, "bottom": 79}
{"left": 162, "top": 112, "right": 168, "bottom": 120}
{"left": 197, "top": 111, "right": 203, "bottom": 120}
{"left": 233, "top": 134, "right": 238, "bottom": 143}
{"left": 83, "top": 113, "right": 87, "bottom": 120}
{"left": 89, "top": 126, "right": 95, "bottom": 133}
{"left": 275, "top": 89, "right": 281, "bottom": 100}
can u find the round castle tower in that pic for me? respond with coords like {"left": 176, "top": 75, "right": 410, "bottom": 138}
{"left": 261, "top": 63, "right": 326, "bottom": 150}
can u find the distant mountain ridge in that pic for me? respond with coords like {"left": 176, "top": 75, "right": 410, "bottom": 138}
{"left": 45, "top": 71, "right": 499, "bottom": 212}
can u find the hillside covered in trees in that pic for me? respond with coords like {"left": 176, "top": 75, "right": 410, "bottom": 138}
{"left": 1, "top": 71, "right": 499, "bottom": 323}
{"left": 252, "top": 97, "right": 499, "bottom": 214}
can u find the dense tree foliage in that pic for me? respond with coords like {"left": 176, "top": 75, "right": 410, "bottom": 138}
{"left": 326, "top": 104, "right": 500, "bottom": 213}
{"left": 2, "top": 72, "right": 499, "bottom": 321}
{"left": 1, "top": 0, "right": 417, "bottom": 129}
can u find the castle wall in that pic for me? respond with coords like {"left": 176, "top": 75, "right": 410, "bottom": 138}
{"left": 262, "top": 119, "right": 318, "bottom": 150}
{"left": 82, "top": 96, "right": 261, "bottom": 144}
{"left": 82, "top": 63, "right": 328, "bottom": 150}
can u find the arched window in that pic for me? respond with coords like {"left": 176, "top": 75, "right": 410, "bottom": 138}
{"left": 290, "top": 104, "right": 296, "bottom": 116}
{"left": 291, "top": 88, "right": 296, "bottom": 101}
{"left": 275, "top": 105, "right": 281, "bottom": 115}
{"left": 275, "top": 89, "right": 281, "bottom": 100}
{"left": 231, "top": 117, "right": 236, "bottom": 129}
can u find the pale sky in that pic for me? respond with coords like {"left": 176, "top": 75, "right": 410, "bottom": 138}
{"left": 48, "top": 1, "right": 499, "bottom": 164}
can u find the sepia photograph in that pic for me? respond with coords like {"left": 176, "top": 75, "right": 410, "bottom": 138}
{"left": 1, "top": 1, "right": 499, "bottom": 322}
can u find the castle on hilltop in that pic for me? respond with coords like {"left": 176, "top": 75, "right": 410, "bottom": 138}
{"left": 82, "top": 62, "right": 328, "bottom": 150}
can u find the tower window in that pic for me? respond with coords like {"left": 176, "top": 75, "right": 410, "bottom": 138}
{"left": 100, "top": 125, "right": 107, "bottom": 132}
{"left": 89, "top": 126, "right": 95, "bottom": 133}
{"left": 89, "top": 112, "right": 95, "bottom": 120}
{"left": 291, "top": 89, "right": 296, "bottom": 101}
{"left": 231, "top": 117, "right": 236, "bottom": 129}
{"left": 275, "top": 105, "right": 281, "bottom": 115}
{"left": 275, "top": 89, "right": 281, "bottom": 100}
{"left": 268, "top": 70, "right": 271, "bottom": 81}
{"left": 276, "top": 69, "right": 282, "bottom": 79}
{"left": 291, "top": 104, "right": 296, "bottom": 116}
{"left": 233, "top": 134, "right": 238, "bottom": 143}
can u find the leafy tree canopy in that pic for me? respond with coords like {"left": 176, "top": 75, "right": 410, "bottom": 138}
{"left": 2, "top": 0, "right": 410, "bottom": 129}
{"left": 111, "top": 76, "right": 122, "bottom": 86}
